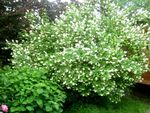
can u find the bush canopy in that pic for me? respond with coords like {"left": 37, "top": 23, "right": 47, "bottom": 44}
{"left": 8, "top": 0, "right": 149, "bottom": 102}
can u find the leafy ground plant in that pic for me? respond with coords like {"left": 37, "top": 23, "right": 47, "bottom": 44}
{"left": 0, "top": 66, "right": 66, "bottom": 113}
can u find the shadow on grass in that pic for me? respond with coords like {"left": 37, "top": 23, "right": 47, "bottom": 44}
{"left": 63, "top": 97, "right": 149, "bottom": 113}
{"left": 63, "top": 86, "right": 150, "bottom": 113}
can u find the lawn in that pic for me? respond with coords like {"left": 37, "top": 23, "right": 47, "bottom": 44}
{"left": 63, "top": 96, "right": 150, "bottom": 113}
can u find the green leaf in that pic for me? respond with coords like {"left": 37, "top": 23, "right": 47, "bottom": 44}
{"left": 45, "top": 105, "right": 52, "bottom": 112}
{"left": 11, "top": 107, "right": 17, "bottom": 112}
{"left": 11, "top": 106, "right": 26, "bottom": 112}
{"left": 54, "top": 104, "right": 59, "bottom": 110}
{"left": 23, "top": 96, "right": 34, "bottom": 104}
{"left": 37, "top": 88, "right": 44, "bottom": 94}
{"left": 36, "top": 99, "right": 43, "bottom": 108}
{"left": 26, "top": 106, "right": 34, "bottom": 111}
{"left": 13, "top": 100, "right": 20, "bottom": 106}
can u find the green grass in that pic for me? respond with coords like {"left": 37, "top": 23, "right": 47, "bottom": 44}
{"left": 63, "top": 97, "right": 150, "bottom": 113}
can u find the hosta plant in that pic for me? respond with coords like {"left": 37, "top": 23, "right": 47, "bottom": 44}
{"left": 8, "top": 0, "right": 149, "bottom": 102}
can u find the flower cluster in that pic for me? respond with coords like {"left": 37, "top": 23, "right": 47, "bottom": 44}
{"left": 0, "top": 104, "right": 8, "bottom": 113}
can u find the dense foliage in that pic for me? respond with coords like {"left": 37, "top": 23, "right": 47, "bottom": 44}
{"left": 0, "top": 67, "right": 66, "bottom": 113}
{"left": 8, "top": 0, "right": 149, "bottom": 102}
{"left": 0, "top": 0, "right": 42, "bottom": 67}
{"left": 0, "top": 0, "right": 73, "bottom": 67}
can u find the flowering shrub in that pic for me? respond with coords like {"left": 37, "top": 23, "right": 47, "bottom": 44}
{"left": 0, "top": 67, "right": 66, "bottom": 113}
{"left": 8, "top": 0, "right": 149, "bottom": 102}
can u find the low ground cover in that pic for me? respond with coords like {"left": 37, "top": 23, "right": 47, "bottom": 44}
{"left": 64, "top": 95, "right": 150, "bottom": 113}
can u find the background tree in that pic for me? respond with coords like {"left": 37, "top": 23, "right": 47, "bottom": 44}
{"left": 0, "top": 0, "right": 78, "bottom": 67}
{"left": 0, "top": 0, "right": 43, "bottom": 67}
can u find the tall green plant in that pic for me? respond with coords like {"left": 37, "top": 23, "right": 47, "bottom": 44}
{"left": 8, "top": 0, "right": 149, "bottom": 102}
